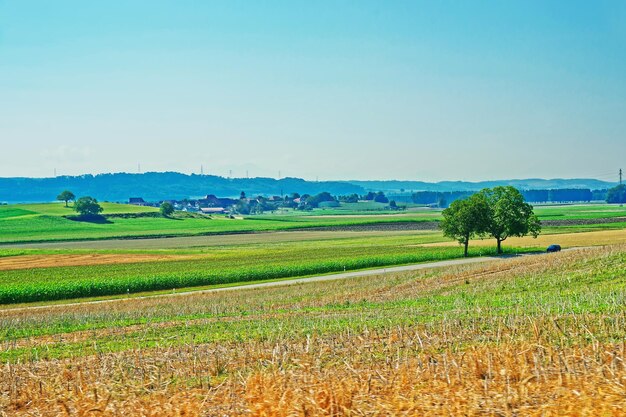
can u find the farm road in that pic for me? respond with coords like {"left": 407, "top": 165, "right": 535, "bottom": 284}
{"left": 0, "top": 250, "right": 567, "bottom": 313}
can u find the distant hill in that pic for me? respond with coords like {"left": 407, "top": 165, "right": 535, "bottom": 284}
{"left": 349, "top": 178, "right": 617, "bottom": 193}
{"left": 0, "top": 172, "right": 617, "bottom": 203}
{"left": 0, "top": 172, "right": 364, "bottom": 203}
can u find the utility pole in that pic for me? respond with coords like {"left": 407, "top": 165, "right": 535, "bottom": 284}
{"left": 229, "top": 169, "right": 233, "bottom": 179}
{"left": 620, "top": 168, "right": 623, "bottom": 185}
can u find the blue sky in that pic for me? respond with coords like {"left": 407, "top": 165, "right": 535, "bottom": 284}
{"left": 1, "top": 0, "right": 624, "bottom": 181}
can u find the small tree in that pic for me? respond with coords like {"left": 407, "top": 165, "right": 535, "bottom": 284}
{"left": 74, "top": 196, "right": 103, "bottom": 217}
{"left": 306, "top": 192, "right": 335, "bottom": 208}
{"left": 344, "top": 193, "right": 359, "bottom": 203}
{"left": 480, "top": 186, "right": 541, "bottom": 254}
{"left": 374, "top": 192, "right": 389, "bottom": 203}
{"left": 440, "top": 193, "right": 490, "bottom": 257}
{"left": 234, "top": 199, "right": 250, "bottom": 214}
{"left": 160, "top": 202, "right": 175, "bottom": 217}
{"left": 57, "top": 190, "right": 75, "bottom": 207}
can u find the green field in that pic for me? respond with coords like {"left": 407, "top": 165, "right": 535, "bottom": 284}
{"left": 266, "top": 200, "right": 407, "bottom": 215}
{"left": 533, "top": 203, "right": 626, "bottom": 220}
{"left": 0, "top": 202, "right": 436, "bottom": 244}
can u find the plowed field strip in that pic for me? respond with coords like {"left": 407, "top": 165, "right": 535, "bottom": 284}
{"left": 422, "top": 229, "right": 626, "bottom": 248}
{"left": 0, "top": 254, "right": 197, "bottom": 271}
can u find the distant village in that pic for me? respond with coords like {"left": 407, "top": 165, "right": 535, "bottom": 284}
{"left": 128, "top": 194, "right": 239, "bottom": 215}
{"left": 127, "top": 191, "right": 398, "bottom": 215}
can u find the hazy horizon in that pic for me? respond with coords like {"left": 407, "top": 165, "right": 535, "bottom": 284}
{"left": 0, "top": 170, "right": 618, "bottom": 186}
{"left": 1, "top": 1, "right": 625, "bottom": 183}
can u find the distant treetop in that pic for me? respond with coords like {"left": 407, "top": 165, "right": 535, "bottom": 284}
{"left": 57, "top": 190, "right": 75, "bottom": 207}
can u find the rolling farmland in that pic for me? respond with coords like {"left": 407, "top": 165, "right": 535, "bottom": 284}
{"left": 1, "top": 202, "right": 625, "bottom": 415}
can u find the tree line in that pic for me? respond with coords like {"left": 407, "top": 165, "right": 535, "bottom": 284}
{"left": 440, "top": 186, "right": 541, "bottom": 257}
{"left": 411, "top": 188, "right": 608, "bottom": 206}
{"left": 606, "top": 184, "right": 626, "bottom": 204}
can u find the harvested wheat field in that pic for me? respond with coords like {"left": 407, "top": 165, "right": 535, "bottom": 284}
{"left": 2, "top": 334, "right": 625, "bottom": 416}
{"left": 1, "top": 246, "right": 625, "bottom": 416}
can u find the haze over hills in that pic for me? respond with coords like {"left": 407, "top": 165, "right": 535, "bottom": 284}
{"left": 351, "top": 178, "right": 618, "bottom": 193}
{"left": 0, "top": 172, "right": 617, "bottom": 203}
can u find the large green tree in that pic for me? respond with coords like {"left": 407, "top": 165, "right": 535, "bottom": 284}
{"left": 606, "top": 184, "right": 626, "bottom": 204}
{"left": 74, "top": 196, "right": 103, "bottom": 217}
{"left": 479, "top": 186, "right": 541, "bottom": 254}
{"left": 440, "top": 193, "right": 490, "bottom": 257}
{"left": 56, "top": 190, "right": 75, "bottom": 207}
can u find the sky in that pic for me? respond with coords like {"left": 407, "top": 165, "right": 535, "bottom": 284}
{"left": 1, "top": 1, "right": 625, "bottom": 182}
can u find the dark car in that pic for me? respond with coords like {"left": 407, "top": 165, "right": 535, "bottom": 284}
{"left": 546, "top": 244, "right": 561, "bottom": 253}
